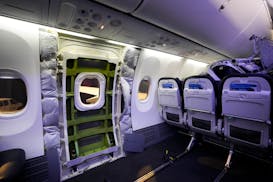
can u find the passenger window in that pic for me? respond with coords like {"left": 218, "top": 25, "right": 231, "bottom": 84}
{"left": 138, "top": 77, "right": 150, "bottom": 101}
{"left": 0, "top": 78, "right": 27, "bottom": 114}
{"left": 80, "top": 78, "right": 100, "bottom": 105}
{"left": 74, "top": 72, "right": 106, "bottom": 111}
{"left": 3, "top": 101, "right": 8, "bottom": 106}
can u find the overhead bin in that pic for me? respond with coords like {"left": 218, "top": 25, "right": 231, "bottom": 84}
{"left": 0, "top": 0, "right": 228, "bottom": 63}
{"left": 0, "top": 0, "right": 49, "bottom": 24}
{"left": 133, "top": 0, "right": 271, "bottom": 58}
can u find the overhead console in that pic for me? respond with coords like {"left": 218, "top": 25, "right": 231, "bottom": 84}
{"left": 50, "top": 0, "right": 227, "bottom": 63}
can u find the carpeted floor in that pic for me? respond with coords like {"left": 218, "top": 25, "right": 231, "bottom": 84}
{"left": 66, "top": 133, "right": 273, "bottom": 182}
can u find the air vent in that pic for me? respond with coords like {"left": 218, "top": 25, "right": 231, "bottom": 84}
{"left": 76, "top": 18, "right": 84, "bottom": 24}
{"left": 79, "top": 9, "right": 89, "bottom": 17}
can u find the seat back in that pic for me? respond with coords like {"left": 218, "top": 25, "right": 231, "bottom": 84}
{"left": 222, "top": 74, "right": 272, "bottom": 148}
{"left": 183, "top": 75, "right": 220, "bottom": 135}
{"left": 158, "top": 78, "right": 185, "bottom": 127}
{"left": 184, "top": 77, "right": 215, "bottom": 113}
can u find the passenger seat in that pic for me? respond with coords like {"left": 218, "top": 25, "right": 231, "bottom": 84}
{"left": 158, "top": 78, "right": 186, "bottom": 128}
{"left": 221, "top": 74, "right": 272, "bottom": 148}
{"left": 183, "top": 75, "right": 221, "bottom": 135}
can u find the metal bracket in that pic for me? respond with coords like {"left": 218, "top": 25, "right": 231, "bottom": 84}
{"left": 214, "top": 145, "right": 234, "bottom": 182}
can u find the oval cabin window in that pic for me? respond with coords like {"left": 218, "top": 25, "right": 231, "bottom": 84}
{"left": 0, "top": 77, "right": 27, "bottom": 114}
{"left": 80, "top": 78, "right": 100, "bottom": 105}
{"left": 138, "top": 77, "right": 150, "bottom": 101}
{"left": 74, "top": 72, "right": 106, "bottom": 111}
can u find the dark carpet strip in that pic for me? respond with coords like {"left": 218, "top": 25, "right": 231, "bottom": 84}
{"left": 66, "top": 134, "right": 273, "bottom": 182}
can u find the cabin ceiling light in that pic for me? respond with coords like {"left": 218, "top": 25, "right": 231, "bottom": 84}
{"left": 186, "top": 59, "right": 208, "bottom": 67}
{"left": 106, "top": 40, "right": 137, "bottom": 48}
{"left": 0, "top": 15, "right": 97, "bottom": 40}
{"left": 99, "top": 25, "right": 105, "bottom": 30}
{"left": 51, "top": 27, "right": 97, "bottom": 39}
{"left": 145, "top": 49, "right": 182, "bottom": 60}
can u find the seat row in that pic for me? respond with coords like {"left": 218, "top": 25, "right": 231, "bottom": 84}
{"left": 158, "top": 74, "right": 273, "bottom": 149}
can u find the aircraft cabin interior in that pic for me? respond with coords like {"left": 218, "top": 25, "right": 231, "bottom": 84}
{"left": 1, "top": 0, "right": 273, "bottom": 181}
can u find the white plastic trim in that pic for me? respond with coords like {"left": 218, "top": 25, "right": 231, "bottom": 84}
{"left": 74, "top": 72, "right": 106, "bottom": 111}
{"left": 0, "top": 19, "right": 44, "bottom": 159}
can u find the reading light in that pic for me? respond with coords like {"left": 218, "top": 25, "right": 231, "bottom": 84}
{"left": 99, "top": 25, "right": 105, "bottom": 30}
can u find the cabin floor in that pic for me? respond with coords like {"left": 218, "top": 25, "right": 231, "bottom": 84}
{"left": 66, "top": 133, "right": 273, "bottom": 182}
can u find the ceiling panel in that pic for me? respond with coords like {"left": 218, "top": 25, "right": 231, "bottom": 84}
{"left": 133, "top": 0, "right": 272, "bottom": 57}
